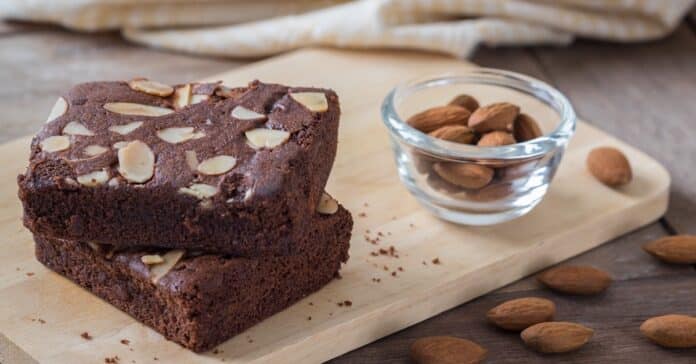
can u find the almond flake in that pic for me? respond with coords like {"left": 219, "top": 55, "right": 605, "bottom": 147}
{"left": 113, "top": 141, "right": 129, "bottom": 149}
{"left": 245, "top": 128, "right": 290, "bottom": 149}
{"left": 108, "top": 121, "right": 143, "bottom": 135}
{"left": 317, "top": 192, "right": 338, "bottom": 214}
{"left": 40, "top": 135, "right": 71, "bottom": 153}
{"left": 128, "top": 79, "right": 174, "bottom": 97}
{"left": 150, "top": 250, "right": 185, "bottom": 283}
{"left": 84, "top": 145, "right": 108, "bottom": 157}
{"left": 63, "top": 121, "right": 94, "bottom": 136}
{"left": 173, "top": 84, "right": 192, "bottom": 109}
{"left": 184, "top": 150, "right": 199, "bottom": 171}
{"left": 108, "top": 177, "right": 120, "bottom": 187}
{"left": 290, "top": 92, "right": 328, "bottom": 112}
{"left": 77, "top": 170, "right": 109, "bottom": 187}
{"left": 156, "top": 127, "right": 206, "bottom": 144}
{"left": 231, "top": 106, "right": 266, "bottom": 120}
{"left": 179, "top": 184, "right": 218, "bottom": 199}
{"left": 190, "top": 94, "right": 209, "bottom": 105}
{"left": 197, "top": 155, "right": 237, "bottom": 175}
{"left": 141, "top": 254, "right": 164, "bottom": 265}
{"left": 46, "top": 97, "right": 68, "bottom": 123}
{"left": 104, "top": 102, "right": 173, "bottom": 117}
{"left": 117, "top": 140, "right": 155, "bottom": 183}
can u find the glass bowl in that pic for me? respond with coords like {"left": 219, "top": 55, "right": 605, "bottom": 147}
{"left": 381, "top": 69, "right": 576, "bottom": 225}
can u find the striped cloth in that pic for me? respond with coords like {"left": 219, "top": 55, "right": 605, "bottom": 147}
{"left": 0, "top": 0, "right": 693, "bottom": 58}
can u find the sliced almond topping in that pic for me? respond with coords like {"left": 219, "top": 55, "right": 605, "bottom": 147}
{"left": 108, "top": 121, "right": 143, "bottom": 136}
{"left": 128, "top": 79, "right": 174, "bottom": 97}
{"left": 245, "top": 128, "right": 290, "bottom": 149}
{"left": 173, "top": 84, "right": 192, "bottom": 109}
{"left": 197, "top": 155, "right": 237, "bottom": 175}
{"left": 190, "top": 94, "right": 209, "bottom": 105}
{"left": 231, "top": 106, "right": 266, "bottom": 120}
{"left": 141, "top": 254, "right": 164, "bottom": 265}
{"left": 117, "top": 140, "right": 155, "bottom": 183}
{"left": 63, "top": 121, "right": 94, "bottom": 136}
{"left": 46, "top": 97, "right": 68, "bottom": 123}
{"left": 156, "top": 127, "right": 206, "bottom": 144}
{"left": 150, "top": 250, "right": 185, "bottom": 283}
{"left": 104, "top": 102, "right": 173, "bottom": 117}
{"left": 40, "top": 135, "right": 71, "bottom": 153}
{"left": 179, "top": 184, "right": 218, "bottom": 199}
{"left": 290, "top": 92, "right": 328, "bottom": 112}
{"left": 113, "top": 141, "right": 129, "bottom": 149}
{"left": 108, "top": 177, "right": 120, "bottom": 187}
{"left": 77, "top": 170, "right": 109, "bottom": 187}
{"left": 84, "top": 145, "right": 108, "bottom": 157}
{"left": 184, "top": 150, "right": 199, "bottom": 171}
{"left": 317, "top": 192, "right": 339, "bottom": 214}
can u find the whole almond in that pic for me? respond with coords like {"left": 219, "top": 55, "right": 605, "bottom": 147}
{"left": 586, "top": 147, "right": 632, "bottom": 187}
{"left": 513, "top": 113, "right": 543, "bottom": 142}
{"left": 429, "top": 125, "right": 475, "bottom": 144}
{"left": 487, "top": 297, "right": 556, "bottom": 331}
{"left": 642, "top": 235, "right": 696, "bottom": 264}
{"left": 477, "top": 131, "right": 516, "bottom": 147}
{"left": 640, "top": 314, "right": 696, "bottom": 348}
{"left": 537, "top": 265, "right": 612, "bottom": 295}
{"left": 432, "top": 162, "right": 494, "bottom": 189}
{"left": 448, "top": 94, "right": 480, "bottom": 112}
{"left": 468, "top": 102, "right": 519, "bottom": 133}
{"left": 410, "top": 336, "right": 487, "bottom": 364}
{"left": 521, "top": 322, "right": 593, "bottom": 353}
{"left": 407, "top": 105, "right": 471, "bottom": 133}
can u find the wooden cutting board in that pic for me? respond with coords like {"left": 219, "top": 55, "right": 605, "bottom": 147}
{"left": 0, "top": 49, "right": 669, "bottom": 364}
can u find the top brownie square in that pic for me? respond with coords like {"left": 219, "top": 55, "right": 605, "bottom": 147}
{"left": 18, "top": 79, "right": 341, "bottom": 256}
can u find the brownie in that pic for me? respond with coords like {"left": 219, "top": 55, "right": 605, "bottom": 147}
{"left": 34, "top": 205, "right": 352, "bottom": 352}
{"left": 18, "top": 79, "right": 341, "bottom": 256}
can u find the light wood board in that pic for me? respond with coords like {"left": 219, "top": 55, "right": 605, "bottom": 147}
{"left": 0, "top": 49, "right": 669, "bottom": 364}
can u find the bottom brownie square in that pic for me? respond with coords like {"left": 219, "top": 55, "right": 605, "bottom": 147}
{"left": 34, "top": 206, "right": 352, "bottom": 352}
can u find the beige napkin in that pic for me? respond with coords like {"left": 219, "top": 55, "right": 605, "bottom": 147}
{"left": 1, "top": 0, "right": 693, "bottom": 58}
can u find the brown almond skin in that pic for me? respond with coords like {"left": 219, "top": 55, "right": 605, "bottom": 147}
{"left": 513, "top": 113, "right": 543, "bottom": 142}
{"left": 521, "top": 322, "right": 593, "bottom": 353}
{"left": 477, "top": 131, "right": 516, "bottom": 147}
{"left": 432, "top": 162, "right": 494, "bottom": 189}
{"left": 448, "top": 94, "right": 480, "bottom": 112}
{"left": 410, "top": 336, "right": 487, "bottom": 364}
{"left": 640, "top": 314, "right": 696, "bottom": 348}
{"left": 429, "top": 125, "right": 475, "bottom": 144}
{"left": 586, "top": 147, "right": 632, "bottom": 187}
{"left": 537, "top": 265, "right": 612, "bottom": 295}
{"left": 468, "top": 102, "right": 519, "bottom": 133}
{"left": 643, "top": 235, "right": 696, "bottom": 264}
{"left": 487, "top": 297, "right": 556, "bottom": 331}
{"left": 407, "top": 105, "right": 471, "bottom": 133}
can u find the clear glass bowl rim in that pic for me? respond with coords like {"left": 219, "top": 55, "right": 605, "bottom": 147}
{"left": 381, "top": 68, "right": 577, "bottom": 161}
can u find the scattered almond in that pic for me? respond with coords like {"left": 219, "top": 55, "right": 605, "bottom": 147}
{"left": 104, "top": 102, "right": 173, "bottom": 117}
{"left": 128, "top": 78, "right": 174, "bottom": 97}
{"left": 487, "top": 297, "right": 556, "bottom": 331}
{"left": 77, "top": 170, "right": 109, "bottom": 187}
{"left": 428, "top": 125, "right": 475, "bottom": 144}
{"left": 40, "top": 136, "right": 71, "bottom": 153}
{"left": 537, "top": 265, "right": 612, "bottom": 295}
{"left": 156, "top": 127, "right": 206, "bottom": 144}
{"left": 643, "top": 235, "right": 696, "bottom": 264}
{"left": 46, "top": 97, "right": 68, "bottom": 123}
{"left": 448, "top": 94, "right": 479, "bottom": 112}
{"left": 149, "top": 250, "right": 185, "bottom": 283}
{"left": 108, "top": 121, "right": 143, "bottom": 135}
{"left": 290, "top": 92, "right": 328, "bottom": 112}
{"left": 141, "top": 254, "right": 164, "bottom": 265}
{"left": 190, "top": 94, "right": 209, "bottom": 105}
{"left": 117, "top": 140, "right": 155, "bottom": 183}
{"left": 197, "top": 155, "right": 237, "bottom": 175}
{"left": 513, "top": 113, "right": 543, "bottom": 142}
{"left": 231, "top": 106, "right": 266, "bottom": 120}
{"left": 317, "top": 192, "right": 338, "bottom": 215}
{"left": 173, "top": 84, "right": 192, "bottom": 109}
{"left": 640, "top": 314, "right": 696, "bottom": 348}
{"left": 179, "top": 184, "right": 218, "bottom": 199}
{"left": 432, "top": 162, "right": 494, "bottom": 189}
{"left": 468, "top": 102, "right": 519, "bottom": 133}
{"left": 84, "top": 145, "right": 109, "bottom": 157}
{"left": 477, "top": 131, "right": 516, "bottom": 147}
{"left": 63, "top": 121, "right": 94, "bottom": 136}
{"left": 586, "top": 147, "right": 632, "bottom": 187}
{"left": 521, "top": 322, "right": 593, "bottom": 353}
{"left": 410, "top": 336, "right": 487, "bottom": 364}
{"left": 407, "top": 105, "right": 470, "bottom": 133}
{"left": 245, "top": 128, "right": 290, "bottom": 149}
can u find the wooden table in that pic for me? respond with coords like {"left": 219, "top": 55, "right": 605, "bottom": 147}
{"left": 1, "top": 16, "right": 695, "bottom": 363}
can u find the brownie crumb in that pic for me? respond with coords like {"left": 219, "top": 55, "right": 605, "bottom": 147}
{"left": 370, "top": 252, "right": 379, "bottom": 257}
{"left": 391, "top": 271, "right": 397, "bottom": 277}
{"left": 358, "top": 212, "right": 367, "bottom": 217}
{"left": 26, "top": 272, "right": 35, "bottom": 277}
{"left": 120, "top": 339, "right": 130, "bottom": 345}
{"left": 212, "top": 349, "right": 221, "bottom": 355}
{"left": 383, "top": 265, "right": 389, "bottom": 271}
{"left": 81, "top": 332, "right": 92, "bottom": 340}
{"left": 409, "top": 223, "right": 415, "bottom": 228}
{"left": 308, "top": 302, "right": 314, "bottom": 306}
{"left": 432, "top": 257, "right": 441, "bottom": 265}
{"left": 344, "top": 300, "right": 352, "bottom": 307}
{"left": 35, "top": 318, "right": 46, "bottom": 324}
{"left": 422, "top": 260, "right": 427, "bottom": 266}
{"left": 307, "top": 316, "right": 312, "bottom": 321}
{"left": 398, "top": 267, "right": 404, "bottom": 272}
{"left": 337, "top": 302, "right": 344, "bottom": 307}
{"left": 363, "top": 202, "right": 369, "bottom": 207}
{"left": 372, "top": 278, "right": 381, "bottom": 283}
{"left": 104, "top": 356, "right": 119, "bottom": 364}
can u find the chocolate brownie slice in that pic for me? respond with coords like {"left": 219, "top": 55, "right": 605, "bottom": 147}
{"left": 19, "top": 79, "right": 341, "bottom": 256}
{"left": 35, "top": 205, "right": 352, "bottom": 352}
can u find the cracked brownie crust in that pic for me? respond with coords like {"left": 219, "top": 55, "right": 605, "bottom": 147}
{"left": 19, "top": 80, "right": 341, "bottom": 256}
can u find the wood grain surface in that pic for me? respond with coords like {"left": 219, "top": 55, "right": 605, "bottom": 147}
{"left": 0, "top": 18, "right": 694, "bottom": 363}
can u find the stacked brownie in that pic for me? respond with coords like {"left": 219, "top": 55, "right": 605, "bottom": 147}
{"left": 18, "top": 79, "right": 352, "bottom": 352}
